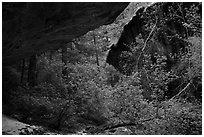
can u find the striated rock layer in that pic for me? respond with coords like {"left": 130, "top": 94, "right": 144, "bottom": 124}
{"left": 3, "top": 2, "right": 129, "bottom": 65}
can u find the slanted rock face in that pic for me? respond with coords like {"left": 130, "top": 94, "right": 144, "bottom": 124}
{"left": 106, "top": 6, "right": 145, "bottom": 69}
{"left": 106, "top": 2, "right": 201, "bottom": 74}
{"left": 106, "top": 2, "right": 201, "bottom": 100}
{"left": 3, "top": 2, "right": 129, "bottom": 65}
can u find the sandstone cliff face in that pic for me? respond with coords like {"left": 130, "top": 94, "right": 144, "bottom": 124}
{"left": 3, "top": 2, "right": 129, "bottom": 65}
{"left": 106, "top": 2, "right": 201, "bottom": 100}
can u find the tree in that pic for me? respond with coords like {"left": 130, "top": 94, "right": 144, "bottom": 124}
{"left": 28, "top": 55, "right": 37, "bottom": 87}
{"left": 93, "top": 31, "right": 100, "bottom": 66}
{"left": 20, "top": 59, "right": 25, "bottom": 83}
{"left": 61, "top": 44, "right": 68, "bottom": 78}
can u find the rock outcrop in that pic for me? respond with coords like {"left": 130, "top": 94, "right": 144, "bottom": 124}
{"left": 3, "top": 2, "right": 129, "bottom": 65}
{"left": 106, "top": 2, "right": 201, "bottom": 74}
{"left": 106, "top": 2, "right": 201, "bottom": 100}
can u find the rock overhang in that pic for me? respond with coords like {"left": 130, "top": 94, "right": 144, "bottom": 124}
{"left": 3, "top": 2, "right": 129, "bottom": 65}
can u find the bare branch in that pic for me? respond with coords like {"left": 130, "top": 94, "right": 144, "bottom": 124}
{"left": 169, "top": 82, "right": 191, "bottom": 101}
{"left": 136, "top": 16, "right": 158, "bottom": 72}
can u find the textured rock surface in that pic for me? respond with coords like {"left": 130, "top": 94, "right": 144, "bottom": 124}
{"left": 2, "top": 114, "right": 60, "bottom": 135}
{"left": 2, "top": 114, "right": 41, "bottom": 135}
{"left": 3, "top": 2, "right": 129, "bottom": 65}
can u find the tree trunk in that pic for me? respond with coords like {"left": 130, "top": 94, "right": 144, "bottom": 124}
{"left": 106, "top": 36, "right": 109, "bottom": 47}
{"left": 21, "top": 59, "right": 25, "bottom": 83}
{"left": 93, "top": 31, "right": 99, "bottom": 66}
{"left": 27, "top": 55, "right": 37, "bottom": 87}
{"left": 48, "top": 102, "right": 68, "bottom": 131}
{"left": 61, "top": 45, "right": 68, "bottom": 66}
{"left": 49, "top": 51, "right": 53, "bottom": 65}
{"left": 61, "top": 44, "right": 69, "bottom": 78}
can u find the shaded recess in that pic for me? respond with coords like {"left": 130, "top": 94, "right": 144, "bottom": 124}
{"left": 3, "top": 2, "right": 129, "bottom": 65}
